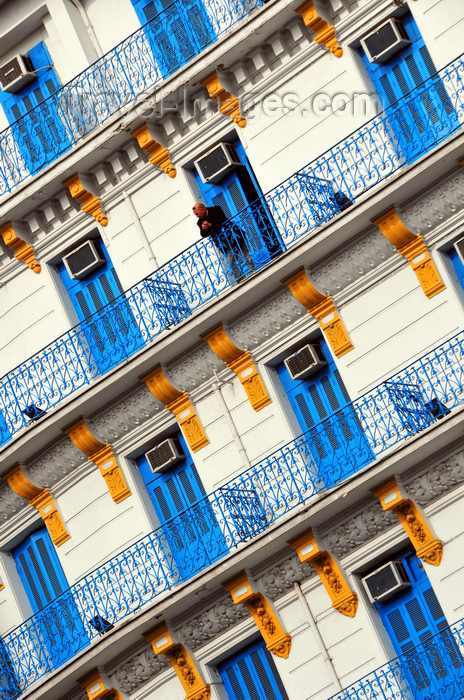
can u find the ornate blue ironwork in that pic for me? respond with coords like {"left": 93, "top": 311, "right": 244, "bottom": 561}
{"left": 328, "top": 617, "right": 464, "bottom": 700}
{"left": 0, "top": 0, "right": 263, "bottom": 194}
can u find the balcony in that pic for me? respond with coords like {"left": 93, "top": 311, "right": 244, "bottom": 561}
{"left": 328, "top": 617, "right": 464, "bottom": 700}
{"left": 3, "top": 51, "right": 464, "bottom": 445}
{"left": 0, "top": 0, "right": 263, "bottom": 195}
{"left": 1, "top": 327, "right": 464, "bottom": 696}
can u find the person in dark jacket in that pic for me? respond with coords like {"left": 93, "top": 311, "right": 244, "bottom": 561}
{"left": 193, "top": 202, "right": 252, "bottom": 281}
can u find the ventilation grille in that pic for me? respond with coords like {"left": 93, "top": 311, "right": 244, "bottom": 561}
{"left": 145, "top": 438, "right": 184, "bottom": 473}
{"left": 284, "top": 344, "right": 327, "bottom": 381}
{"left": 362, "top": 561, "right": 411, "bottom": 603}
{"left": 0, "top": 54, "right": 36, "bottom": 93}
{"left": 194, "top": 143, "right": 241, "bottom": 183}
{"left": 361, "top": 18, "right": 411, "bottom": 64}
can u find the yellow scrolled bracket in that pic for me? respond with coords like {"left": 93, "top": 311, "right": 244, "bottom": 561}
{"left": 290, "top": 529, "right": 358, "bottom": 617}
{"left": 79, "top": 669, "right": 123, "bottom": 700}
{"left": 145, "top": 623, "right": 211, "bottom": 700}
{"left": 63, "top": 173, "right": 108, "bottom": 226}
{"left": 201, "top": 71, "right": 246, "bottom": 128}
{"left": 3, "top": 465, "right": 70, "bottom": 546}
{"left": 132, "top": 123, "right": 177, "bottom": 177}
{"left": 373, "top": 208, "right": 445, "bottom": 299}
{"left": 283, "top": 269, "right": 353, "bottom": 357}
{"left": 142, "top": 367, "right": 209, "bottom": 452}
{"left": 0, "top": 581, "right": 4, "bottom": 591}
{"left": 203, "top": 324, "right": 272, "bottom": 411}
{"left": 373, "top": 477, "right": 443, "bottom": 566}
{"left": 0, "top": 221, "right": 41, "bottom": 273}
{"left": 224, "top": 572, "right": 292, "bottom": 658}
{"left": 64, "top": 418, "right": 131, "bottom": 503}
{"left": 295, "top": 0, "right": 343, "bottom": 57}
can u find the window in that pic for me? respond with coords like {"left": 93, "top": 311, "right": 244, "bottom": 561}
{"left": 130, "top": 0, "right": 216, "bottom": 77}
{"left": 194, "top": 138, "right": 284, "bottom": 279}
{"left": 0, "top": 42, "right": 70, "bottom": 173}
{"left": 360, "top": 13, "right": 458, "bottom": 164}
{"left": 57, "top": 235, "right": 145, "bottom": 374}
{"left": 12, "top": 528, "right": 89, "bottom": 670}
{"left": 375, "top": 551, "right": 463, "bottom": 700}
{"left": 136, "top": 432, "right": 228, "bottom": 580}
{"left": 218, "top": 638, "right": 289, "bottom": 700}
{"left": 277, "top": 338, "right": 373, "bottom": 486}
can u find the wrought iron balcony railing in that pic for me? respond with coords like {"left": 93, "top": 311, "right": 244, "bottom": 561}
{"left": 328, "top": 616, "right": 464, "bottom": 700}
{"left": 0, "top": 0, "right": 263, "bottom": 195}
{"left": 1, "top": 328, "right": 464, "bottom": 697}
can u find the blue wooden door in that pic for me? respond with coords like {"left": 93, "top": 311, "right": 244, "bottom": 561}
{"left": 132, "top": 0, "right": 216, "bottom": 77}
{"left": 12, "top": 528, "right": 89, "bottom": 671}
{"left": 361, "top": 14, "right": 458, "bottom": 164}
{"left": 136, "top": 434, "right": 228, "bottom": 580}
{"left": 0, "top": 42, "right": 70, "bottom": 174}
{"left": 277, "top": 339, "right": 373, "bottom": 486}
{"left": 377, "top": 552, "right": 463, "bottom": 699}
{"left": 58, "top": 238, "right": 144, "bottom": 374}
{"left": 218, "top": 638, "right": 289, "bottom": 700}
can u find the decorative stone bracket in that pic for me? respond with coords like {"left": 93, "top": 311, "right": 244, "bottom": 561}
{"left": 0, "top": 581, "right": 4, "bottom": 591}
{"left": 295, "top": 0, "right": 343, "bottom": 57}
{"left": 224, "top": 572, "right": 292, "bottom": 658}
{"left": 0, "top": 221, "right": 41, "bottom": 273}
{"left": 283, "top": 268, "right": 354, "bottom": 357}
{"left": 3, "top": 465, "right": 70, "bottom": 546}
{"left": 132, "top": 123, "right": 177, "bottom": 177}
{"left": 64, "top": 418, "right": 131, "bottom": 503}
{"left": 372, "top": 207, "right": 445, "bottom": 299}
{"left": 78, "top": 669, "right": 123, "bottom": 700}
{"left": 290, "top": 529, "right": 358, "bottom": 617}
{"left": 201, "top": 71, "right": 246, "bottom": 128}
{"left": 203, "top": 324, "right": 272, "bottom": 411}
{"left": 372, "top": 477, "right": 443, "bottom": 566}
{"left": 63, "top": 173, "right": 108, "bottom": 226}
{"left": 142, "top": 367, "right": 209, "bottom": 452}
{"left": 145, "top": 622, "right": 211, "bottom": 700}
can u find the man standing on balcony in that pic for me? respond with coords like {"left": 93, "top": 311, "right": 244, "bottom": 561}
{"left": 193, "top": 202, "right": 253, "bottom": 281}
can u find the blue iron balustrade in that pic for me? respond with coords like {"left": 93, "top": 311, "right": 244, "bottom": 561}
{"left": 1, "top": 329, "right": 464, "bottom": 695}
{"left": 0, "top": 0, "right": 263, "bottom": 195}
{"left": 328, "top": 616, "right": 464, "bottom": 700}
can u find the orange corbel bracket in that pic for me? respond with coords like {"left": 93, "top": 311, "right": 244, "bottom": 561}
{"left": 203, "top": 324, "right": 272, "bottom": 411}
{"left": 63, "top": 173, "right": 108, "bottom": 226}
{"left": 79, "top": 669, "right": 123, "bottom": 700}
{"left": 224, "top": 572, "right": 292, "bottom": 658}
{"left": 145, "top": 623, "right": 211, "bottom": 700}
{"left": 64, "top": 418, "right": 131, "bottom": 503}
{"left": 283, "top": 269, "right": 353, "bottom": 357}
{"left": 0, "top": 221, "right": 41, "bottom": 273}
{"left": 373, "top": 477, "right": 443, "bottom": 566}
{"left": 290, "top": 529, "right": 358, "bottom": 617}
{"left": 142, "top": 367, "right": 209, "bottom": 452}
{"left": 132, "top": 123, "right": 177, "bottom": 177}
{"left": 3, "top": 465, "right": 70, "bottom": 546}
{"left": 373, "top": 208, "right": 445, "bottom": 298}
{"left": 296, "top": 0, "right": 343, "bottom": 57}
{"left": 201, "top": 71, "right": 246, "bottom": 128}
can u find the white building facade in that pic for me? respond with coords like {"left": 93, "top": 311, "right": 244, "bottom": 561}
{"left": 0, "top": 0, "right": 464, "bottom": 699}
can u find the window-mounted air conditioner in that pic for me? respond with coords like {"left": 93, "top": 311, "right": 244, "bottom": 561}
{"left": 194, "top": 143, "right": 241, "bottom": 184}
{"left": 284, "top": 344, "right": 328, "bottom": 381}
{"left": 362, "top": 561, "right": 411, "bottom": 603}
{"left": 145, "top": 438, "right": 184, "bottom": 473}
{"left": 62, "top": 240, "right": 106, "bottom": 280}
{"left": 0, "top": 54, "right": 37, "bottom": 93}
{"left": 453, "top": 237, "right": 464, "bottom": 266}
{"left": 361, "top": 18, "right": 411, "bottom": 64}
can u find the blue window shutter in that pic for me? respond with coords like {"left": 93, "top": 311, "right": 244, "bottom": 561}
{"left": 218, "top": 638, "right": 289, "bottom": 700}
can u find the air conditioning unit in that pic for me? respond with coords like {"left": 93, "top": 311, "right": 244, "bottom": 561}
{"left": 145, "top": 438, "right": 184, "bottom": 473}
{"left": 361, "top": 18, "right": 411, "bottom": 64}
{"left": 194, "top": 143, "right": 241, "bottom": 184}
{"left": 62, "top": 240, "right": 106, "bottom": 280}
{"left": 284, "top": 344, "right": 328, "bottom": 381}
{"left": 0, "top": 54, "right": 37, "bottom": 93}
{"left": 454, "top": 237, "right": 464, "bottom": 266}
{"left": 362, "top": 561, "right": 411, "bottom": 603}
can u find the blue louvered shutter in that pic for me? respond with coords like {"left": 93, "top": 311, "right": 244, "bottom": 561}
{"left": 218, "top": 638, "right": 289, "bottom": 700}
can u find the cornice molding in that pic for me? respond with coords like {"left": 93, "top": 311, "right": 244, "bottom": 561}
{"left": 404, "top": 451, "right": 464, "bottom": 507}
{"left": 177, "top": 594, "right": 248, "bottom": 651}
{"left": 324, "top": 501, "right": 397, "bottom": 560}
{"left": 0, "top": 478, "right": 28, "bottom": 523}
{"left": 162, "top": 344, "right": 224, "bottom": 393}
{"left": 109, "top": 644, "right": 169, "bottom": 695}
{"left": 399, "top": 167, "right": 464, "bottom": 235}
{"left": 258, "top": 552, "right": 315, "bottom": 601}
{"left": 89, "top": 385, "right": 164, "bottom": 444}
